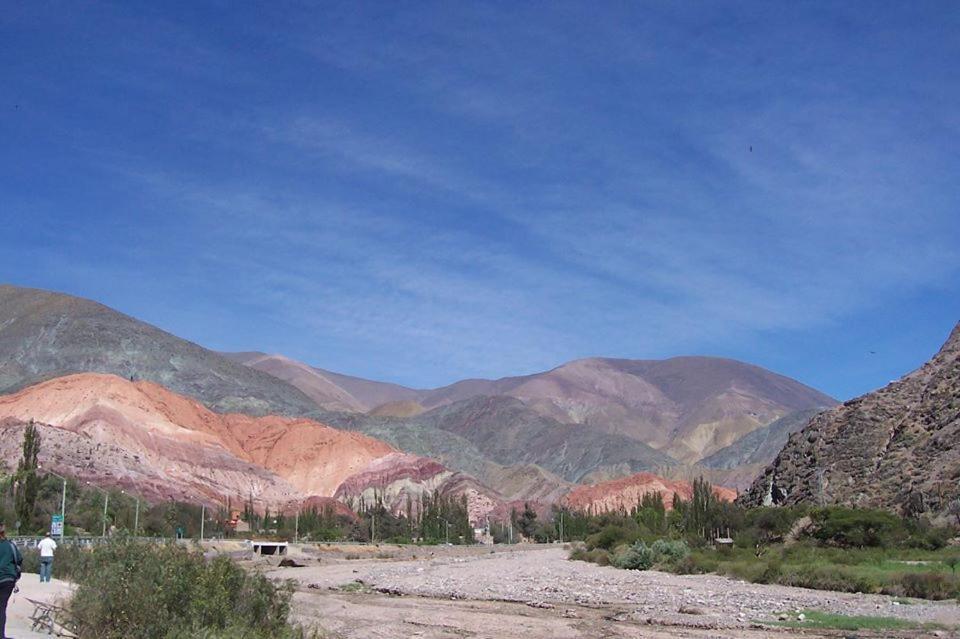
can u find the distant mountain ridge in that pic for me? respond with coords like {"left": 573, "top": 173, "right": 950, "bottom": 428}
{"left": 0, "top": 285, "right": 319, "bottom": 417}
{"left": 222, "top": 352, "right": 421, "bottom": 413}
{"left": 229, "top": 350, "right": 836, "bottom": 464}
{"left": 0, "top": 284, "right": 837, "bottom": 497}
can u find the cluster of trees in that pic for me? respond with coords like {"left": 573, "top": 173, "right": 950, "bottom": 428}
{"left": 561, "top": 478, "right": 958, "bottom": 560}
{"left": 343, "top": 491, "right": 475, "bottom": 544}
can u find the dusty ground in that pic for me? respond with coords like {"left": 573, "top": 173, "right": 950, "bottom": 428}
{"left": 5, "top": 572, "right": 73, "bottom": 638}
{"left": 255, "top": 544, "right": 960, "bottom": 639}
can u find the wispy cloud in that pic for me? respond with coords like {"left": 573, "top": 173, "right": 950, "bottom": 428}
{"left": 3, "top": 1, "right": 958, "bottom": 397}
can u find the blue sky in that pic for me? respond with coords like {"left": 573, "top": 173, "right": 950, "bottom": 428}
{"left": 2, "top": 2, "right": 958, "bottom": 399}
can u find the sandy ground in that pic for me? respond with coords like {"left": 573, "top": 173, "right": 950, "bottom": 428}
{"left": 259, "top": 544, "right": 960, "bottom": 639}
{"left": 4, "top": 572, "right": 73, "bottom": 638}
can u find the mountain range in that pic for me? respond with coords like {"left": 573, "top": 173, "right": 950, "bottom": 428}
{"left": 228, "top": 350, "right": 835, "bottom": 465}
{"left": 0, "top": 283, "right": 851, "bottom": 517}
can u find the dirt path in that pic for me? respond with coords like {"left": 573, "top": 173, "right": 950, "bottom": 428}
{"left": 5, "top": 572, "right": 73, "bottom": 638}
{"left": 261, "top": 544, "right": 960, "bottom": 638}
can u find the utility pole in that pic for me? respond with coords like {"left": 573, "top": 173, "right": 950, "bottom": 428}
{"left": 41, "top": 466, "right": 67, "bottom": 543}
{"left": 200, "top": 504, "right": 205, "bottom": 541}
{"left": 559, "top": 511, "right": 564, "bottom": 544}
{"left": 58, "top": 477, "right": 66, "bottom": 542}
{"left": 102, "top": 491, "right": 109, "bottom": 537}
{"left": 294, "top": 506, "right": 300, "bottom": 544}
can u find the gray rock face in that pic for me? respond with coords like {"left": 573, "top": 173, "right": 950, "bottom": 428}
{"left": 740, "top": 322, "right": 960, "bottom": 516}
{"left": 700, "top": 409, "right": 824, "bottom": 470}
{"left": 0, "top": 285, "right": 320, "bottom": 417}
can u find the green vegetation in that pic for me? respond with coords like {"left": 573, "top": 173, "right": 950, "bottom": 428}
{"left": 0, "top": 472, "right": 236, "bottom": 538}
{"left": 673, "top": 544, "right": 960, "bottom": 599}
{"left": 336, "top": 491, "right": 475, "bottom": 545}
{"left": 564, "top": 477, "right": 960, "bottom": 600}
{"left": 14, "top": 420, "right": 41, "bottom": 527}
{"left": 40, "top": 536, "right": 318, "bottom": 639}
{"left": 770, "top": 610, "right": 945, "bottom": 631}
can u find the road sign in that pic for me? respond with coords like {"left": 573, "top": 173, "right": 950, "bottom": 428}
{"left": 51, "top": 515, "right": 64, "bottom": 536}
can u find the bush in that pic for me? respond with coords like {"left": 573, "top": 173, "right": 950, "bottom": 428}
{"left": 66, "top": 538, "right": 315, "bottom": 639}
{"left": 672, "top": 552, "right": 717, "bottom": 575}
{"left": 20, "top": 543, "right": 88, "bottom": 580}
{"left": 900, "top": 572, "right": 959, "bottom": 600}
{"left": 810, "top": 508, "right": 904, "bottom": 548}
{"left": 613, "top": 541, "right": 653, "bottom": 570}
{"left": 650, "top": 539, "right": 689, "bottom": 566}
{"left": 776, "top": 564, "right": 882, "bottom": 594}
{"left": 585, "top": 525, "right": 635, "bottom": 551}
{"left": 569, "top": 545, "right": 611, "bottom": 566}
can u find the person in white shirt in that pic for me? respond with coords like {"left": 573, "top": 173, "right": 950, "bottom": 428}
{"left": 37, "top": 535, "right": 57, "bottom": 583}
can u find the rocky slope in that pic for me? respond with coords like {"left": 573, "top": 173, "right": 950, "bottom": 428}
{"left": 410, "top": 396, "right": 680, "bottom": 483}
{"left": 0, "top": 285, "right": 319, "bottom": 416}
{"left": 740, "top": 322, "right": 960, "bottom": 516}
{"left": 334, "top": 452, "right": 501, "bottom": 525}
{"left": 416, "top": 357, "right": 835, "bottom": 463}
{"left": 562, "top": 472, "right": 738, "bottom": 515}
{"left": 223, "top": 351, "right": 419, "bottom": 412}
{"left": 700, "top": 409, "right": 823, "bottom": 470}
{"left": 0, "top": 373, "right": 393, "bottom": 504}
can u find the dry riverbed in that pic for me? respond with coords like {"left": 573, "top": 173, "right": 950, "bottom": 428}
{"left": 255, "top": 543, "right": 960, "bottom": 639}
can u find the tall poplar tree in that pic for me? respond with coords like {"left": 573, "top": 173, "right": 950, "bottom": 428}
{"left": 15, "top": 420, "right": 41, "bottom": 529}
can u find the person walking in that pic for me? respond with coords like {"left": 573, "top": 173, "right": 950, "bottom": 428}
{"left": 38, "top": 534, "right": 57, "bottom": 583}
{"left": 0, "top": 523, "right": 23, "bottom": 639}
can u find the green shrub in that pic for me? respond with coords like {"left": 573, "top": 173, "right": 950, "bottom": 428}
{"left": 586, "top": 525, "right": 634, "bottom": 551}
{"left": 67, "top": 538, "right": 314, "bottom": 639}
{"left": 568, "top": 545, "right": 611, "bottom": 566}
{"left": 20, "top": 543, "right": 89, "bottom": 580}
{"left": 776, "top": 564, "right": 882, "bottom": 594}
{"left": 613, "top": 541, "right": 653, "bottom": 570}
{"left": 810, "top": 508, "right": 904, "bottom": 548}
{"left": 650, "top": 539, "right": 689, "bottom": 566}
{"left": 672, "top": 552, "right": 717, "bottom": 575}
{"left": 900, "top": 572, "right": 959, "bottom": 600}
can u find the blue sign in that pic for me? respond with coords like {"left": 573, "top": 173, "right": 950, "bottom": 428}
{"left": 51, "top": 514, "right": 64, "bottom": 536}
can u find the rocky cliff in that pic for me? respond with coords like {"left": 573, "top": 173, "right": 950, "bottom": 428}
{"left": 334, "top": 452, "right": 502, "bottom": 525}
{"left": 740, "top": 322, "right": 960, "bottom": 516}
{"left": 0, "top": 373, "right": 393, "bottom": 505}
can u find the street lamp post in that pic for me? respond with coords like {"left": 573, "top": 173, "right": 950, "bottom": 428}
{"left": 294, "top": 503, "right": 300, "bottom": 544}
{"left": 39, "top": 465, "right": 66, "bottom": 543}
{"left": 87, "top": 483, "right": 109, "bottom": 537}
{"left": 121, "top": 490, "right": 140, "bottom": 536}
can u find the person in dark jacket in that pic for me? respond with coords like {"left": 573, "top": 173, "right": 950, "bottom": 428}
{"left": 0, "top": 523, "right": 22, "bottom": 639}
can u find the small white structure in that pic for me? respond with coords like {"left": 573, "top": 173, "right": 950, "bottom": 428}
{"left": 248, "top": 540, "right": 288, "bottom": 556}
